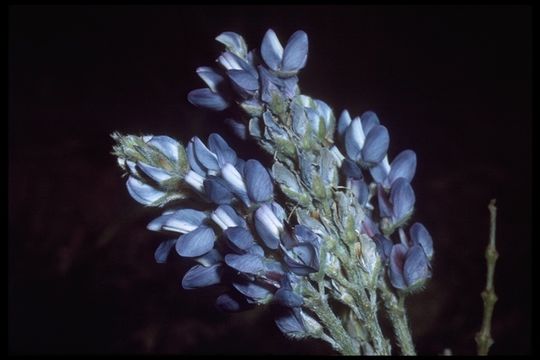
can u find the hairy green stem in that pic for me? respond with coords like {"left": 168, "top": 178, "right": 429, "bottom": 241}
{"left": 303, "top": 283, "right": 359, "bottom": 355}
{"left": 379, "top": 280, "right": 416, "bottom": 355}
{"left": 475, "top": 199, "right": 498, "bottom": 355}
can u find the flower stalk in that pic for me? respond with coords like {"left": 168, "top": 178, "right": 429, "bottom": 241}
{"left": 475, "top": 199, "right": 498, "bottom": 356}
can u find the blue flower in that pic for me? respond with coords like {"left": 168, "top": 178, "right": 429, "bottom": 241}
{"left": 344, "top": 113, "right": 390, "bottom": 168}
{"left": 377, "top": 178, "right": 416, "bottom": 226}
{"left": 389, "top": 243, "right": 431, "bottom": 291}
{"left": 370, "top": 149, "right": 417, "bottom": 189}
{"left": 260, "top": 29, "right": 309, "bottom": 76}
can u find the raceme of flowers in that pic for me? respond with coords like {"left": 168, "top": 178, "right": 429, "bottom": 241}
{"left": 112, "top": 28, "right": 433, "bottom": 354}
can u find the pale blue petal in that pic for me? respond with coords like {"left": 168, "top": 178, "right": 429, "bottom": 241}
{"left": 193, "top": 137, "right": 219, "bottom": 171}
{"left": 147, "top": 208, "right": 207, "bottom": 233}
{"left": 194, "top": 248, "right": 223, "bottom": 267}
{"left": 137, "top": 162, "right": 173, "bottom": 183}
{"left": 254, "top": 205, "right": 281, "bottom": 250}
{"left": 260, "top": 29, "right": 284, "bottom": 71}
{"left": 215, "top": 31, "right": 248, "bottom": 58}
{"left": 186, "top": 141, "right": 205, "bottom": 176}
{"left": 196, "top": 66, "right": 225, "bottom": 93}
{"left": 126, "top": 176, "right": 165, "bottom": 205}
{"left": 147, "top": 135, "right": 180, "bottom": 163}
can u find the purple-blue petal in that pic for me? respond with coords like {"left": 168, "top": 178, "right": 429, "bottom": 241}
{"left": 409, "top": 222, "right": 433, "bottom": 259}
{"left": 391, "top": 178, "right": 416, "bottom": 223}
{"left": 274, "top": 307, "right": 306, "bottom": 337}
{"left": 215, "top": 292, "right": 249, "bottom": 312}
{"left": 208, "top": 133, "right": 237, "bottom": 166}
{"left": 154, "top": 239, "right": 177, "bottom": 263}
{"left": 176, "top": 226, "right": 216, "bottom": 257}
{"left": 403, "top": 245, "right": 431, "bottom": 287}
{"left": 192, "top": 137, "right": 219, "bottom": 171}
{"left": 245, "top": 159, "right": 274, "bottom": 203}
{"left": 204, "top": 176, "right": 234, "bottom": 205}
{"left": 228, "top": 69, "right": 259, "bottom": 94}
{"left": 187, "top": 88, "right": 229, "bottom": 111}
{"left": 360, "top": 111, "right": 380, "bottom": 135}
{"left": 342, "top": 158, "right": 364, "bottom": 179}
{"left": 225, "top": 253, "right": 265, "bottom": 275}
{"left": 282, "top": 30, "right": 308, "bottom": 73}
{"left": 389, "top": 150, "right": 417, "bottom": 185}
{"left": 224, "top": 226, "right": 256, "bottom": 253}
{"left": 233, "top": 279, "right": 273, "bottom": 301}
{"left": 377, "top": 185, "right": 393, "bottom": 218}
{"left": 337, "top": 110, "right": 352, "bottom": 137}
{"left": 361, "top": 125, "right": 390, "bottom": 166}
{"left": 344, "top": 118, "right": 364, "bottom": 162}
{"left": 389, "top": 243, "right": 408, "bottom": 290}
{"left": 372, "top": 234, "right": 393, "bottom": 264}
{"left": 181, "top": 263, "right": 223, "bottom": 289}
{"left": 274, "top": 288, "right": 304, "bottom": 308}
{"left": 225, "top": 118, "right": 248, "bottom": 140}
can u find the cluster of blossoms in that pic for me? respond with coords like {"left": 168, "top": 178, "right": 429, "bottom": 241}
{"left": 114, "top": 132, "right": 322, "bottom": 335}
{"left": 113, "top": 29, "right": 433, "bottom": 355}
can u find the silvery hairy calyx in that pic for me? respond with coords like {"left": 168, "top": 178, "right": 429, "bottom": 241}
{"left": 112, "top": 29, "right": 433, "bottom": 355}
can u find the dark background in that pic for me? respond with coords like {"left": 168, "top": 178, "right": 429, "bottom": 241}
{"left": 9, "top": 5, "right": 531, "bottom": 355}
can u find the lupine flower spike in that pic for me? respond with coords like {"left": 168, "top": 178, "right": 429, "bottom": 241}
{"left": 112, "top": 28, "right": 433, "bottom": 355}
